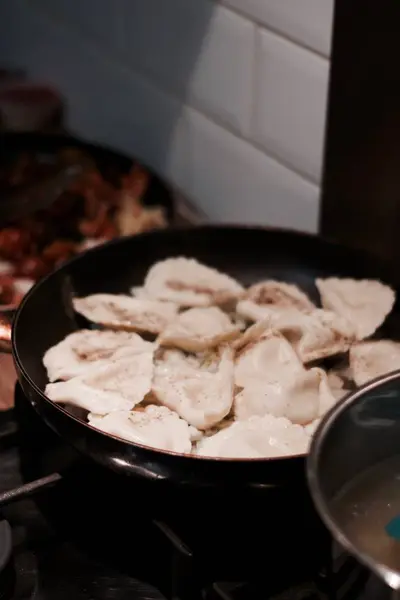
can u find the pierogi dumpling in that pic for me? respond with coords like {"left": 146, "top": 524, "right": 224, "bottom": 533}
{"left": 141, "top": 257, "right": 244, "bottom": 307}
{"left": 45, "top": 351, "right": 154, "bottom": 415}
{"left": 196, "top": 414, "right": 310, "bottom": 458}
{"left": 237, "top": 280, "right": 314, "bottom": 323}
{"left": 43, "top": 329, "right": 153, "bottom": 382}
{"left": 88, "top": 405, "right": 198, "bottom": 453}
{"left": 73, "top": 294, "right": 178, "bottom": 334}
{"left": 234, "top": 367, "right": 336, "bottom": 425}
{"left": 316, "top": 277, "right": 395, "bottom": 340}
{"left": 350, "top": 340, "right": 400, "bottom": 386}
{"left": 152, "top": 345, "right": 234, "bottom": 430}
{"left": 158, "top": 306, "right": 240, "bottom": 352}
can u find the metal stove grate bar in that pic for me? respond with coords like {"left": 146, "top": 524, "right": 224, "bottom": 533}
{"left": 0, "top": 472, "right": 62, "bottom": 507}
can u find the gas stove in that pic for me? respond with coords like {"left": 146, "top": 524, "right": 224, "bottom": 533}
{"left": 0, "top": 385, "right": 387, "bottom": 600}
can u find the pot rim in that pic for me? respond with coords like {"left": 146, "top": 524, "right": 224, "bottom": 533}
{"left": 307, "top": 369, "right": 400, "bottom": 588}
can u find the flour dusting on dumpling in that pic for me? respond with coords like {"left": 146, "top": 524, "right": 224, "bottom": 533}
{"left": 88, "top": 405, "right": 197, "bottom": 453}
{"left": 195, "top": 414, "right": 309, "bottom": 458}
{"left": 152, "top": 345, "right": 234, "bottom": 430}
{"left": 142, "top": 257, "right": 244, "bottom": 307}
{"left": 73, "top": 294, "right": 178, "bottom": 334}
{"left": 316, "top": 277, "right": 395, "bottom": 340}
{"left": 234, "top": 367, "right": 335, "bottom": 425}
{"left": 45, "top": 351, "right": 154, "bottom": 415}
{"left": 272, "top": 309, "right": 355, "bottom": 363}
{"left": 158, "top": 306, "right": 240, "bottom": 352}
{"left": 234, "top": 330, "right": 303, "bottom": 388}
{"left": 236, "top": 280, "right": 314, "bottom": 323}
{"left": 43, "top": 329, "right": 153, "bottom": 382}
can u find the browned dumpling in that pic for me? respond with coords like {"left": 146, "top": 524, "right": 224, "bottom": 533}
{"left": 236, "top": 280, "right": 315, "bottom": 323}
{"left": 43, "top": 329, "right": 154, "bottom": 382}
{"left": 73, "top": 294, "right": 178, "bottom": 334}
{"left": 316, "top": 277, "right": 395, "bottom": 340}
{"left": 158, "top": 306, "right": 240, "bottom": 352}
{"left": 270, "top": 309, "right": 355, "bottom": 363}
{"left": 140, "top": 257, "right": 244, "bottom": 307}
{"left": 350, "top": 340, "right": 400, "bottom": 386}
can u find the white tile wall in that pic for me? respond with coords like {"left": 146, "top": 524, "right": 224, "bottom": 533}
{"left": 122, "top": 1, "right": 255, "bottom": 134}
{"left": 253, "top": 29, "right": 329, "bottom": 181}
{"left": 188, "top": 110, "right": 319, "bottom": 230}
{"left": 221, "top": 0, "right": 334, "bottom": 56}
{"left": 0, "top": 0, "right": 333, "bottom": 232}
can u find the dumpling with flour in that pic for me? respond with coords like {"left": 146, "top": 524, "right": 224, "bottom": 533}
{"left": 73, "top": 294, "right": 178, "bottom": 334}
{"left": 234, "top": 367, "right": 336, "bottom": 425}
{"left": 350, "top": 340, "right": 400, "bottom": 386}
{"left": 140, "top": 257, "right": 244, "bottom": 307}
{"left": 43, "top": 329, "right": 154, "bottom": 382}
{"left": 88, "top": 405, "right": 198, "bottom": 453}
{"left": 234, "top": 328, "right": 304, "bottom": 389}
{"left": 152, "top": 345, "right": 235, "bottom": 430}
{"left": 236, "top": 280, "right": 315, "bottom": 323}
{"left": 271, "top": 309, "right": 355, "bottom": 363}
{"left": 195, "top": 414, "right": 310, "bottom": 458}
{"left": 158, "top": 306, "right": 241, "bottom": 352}
{"left": 45, "top": 351, "right": 154, "bottom": 415}
{"left": 316, "top": 277, "right": 395, "bottom": 340}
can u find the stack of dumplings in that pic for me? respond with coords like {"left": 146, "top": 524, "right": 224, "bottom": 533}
{"left": 42, "top": 257, "right": 396, "bottom": 459}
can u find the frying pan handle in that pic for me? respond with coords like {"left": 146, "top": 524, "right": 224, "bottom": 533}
{"left": 0, "top": 309, "right": 14, "bottom": 354}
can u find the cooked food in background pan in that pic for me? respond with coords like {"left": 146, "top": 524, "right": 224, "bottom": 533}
{"left": 42, "top": 256, "right": 397, "bottom": 459}
{"left": 0, "top": 147, "right": 167, "bottom": 307}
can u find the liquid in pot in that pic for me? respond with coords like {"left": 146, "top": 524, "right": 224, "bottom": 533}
{"left": 333, "top": 454, "right": 400, "bottom": 583}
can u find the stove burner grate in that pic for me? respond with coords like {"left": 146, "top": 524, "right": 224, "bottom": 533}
{"left": 0, "top": 387, "right": 383, "bottom": 600}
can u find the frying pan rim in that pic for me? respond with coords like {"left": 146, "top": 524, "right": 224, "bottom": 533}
{"left": 306, "top": 369, "right": 400, "bottom": 585}
{"left": 10, "top": 224, "right": 391, "bottom": 465}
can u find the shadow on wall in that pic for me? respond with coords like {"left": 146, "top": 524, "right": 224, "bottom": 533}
{"left": 0, "top": 0, "right": 216, "bottom": 183}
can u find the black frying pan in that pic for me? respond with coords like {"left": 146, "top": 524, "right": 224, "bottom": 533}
{"left": 2, "top": 225, "right": 400, "bottom": 488}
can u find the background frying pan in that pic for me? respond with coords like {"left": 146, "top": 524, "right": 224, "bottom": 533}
{"left": 5, "top": 225, "right": 400, "bottom": 488}
{"left": 0, "top": 132, "right": 175, "bottom": 222}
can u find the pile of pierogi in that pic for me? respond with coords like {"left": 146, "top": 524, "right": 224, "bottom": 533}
{"left": 43, "top": 257, "right": 398, "bottom": 459}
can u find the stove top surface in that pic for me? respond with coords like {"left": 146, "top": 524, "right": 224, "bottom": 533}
{"left": 0, "top": 385, "right": 388, "bottom": 600}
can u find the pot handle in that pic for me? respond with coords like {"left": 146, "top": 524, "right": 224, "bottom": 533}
{"left": 0, "top": 309, "right": 15, "bottom": 354}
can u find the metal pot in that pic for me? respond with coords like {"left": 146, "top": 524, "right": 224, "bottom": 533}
{"left": 307, "top": 371, "right": 400, "bottom": 590}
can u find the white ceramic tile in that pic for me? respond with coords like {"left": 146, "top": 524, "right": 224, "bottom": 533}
{"left": 122, "top": 0, "right": 254, "bottom": 133}
{"left": 253, "top": 29, "right": 329, "bottom": 182}
{"left": 0, "top": 0, "right": 324, "bottom": 228}
{"left": 222, "top": 0, "right": 333, "bottom": 56}
{"left": 33, "top": 0, "right": 123, "bottom": 50}
{"left": 187, "top": 109, "right": 319, "bottom": 231}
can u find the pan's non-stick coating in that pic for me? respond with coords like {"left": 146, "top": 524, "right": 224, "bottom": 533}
{"left": 11, "top": 226, "right": 400, "bottom": 487}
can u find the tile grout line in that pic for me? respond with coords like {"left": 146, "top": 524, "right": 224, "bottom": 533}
{"left": 216, "top": 0, "right": 331, "bottom": 59}
{"left": 248, "top": 24, "right": 260, "bottom": 143}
